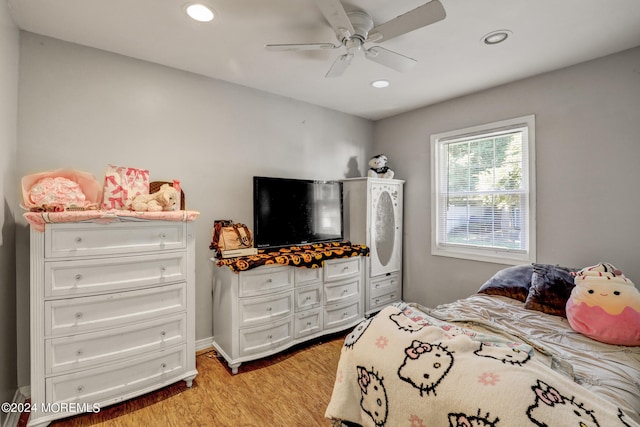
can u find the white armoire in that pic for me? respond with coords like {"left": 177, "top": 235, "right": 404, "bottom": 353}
{"left": 342, "top": 177, "right": 404, "bottom": 315}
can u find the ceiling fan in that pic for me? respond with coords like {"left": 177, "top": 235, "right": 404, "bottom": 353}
{"left": 265, "top": 0, "right": 446, "bottom": 78}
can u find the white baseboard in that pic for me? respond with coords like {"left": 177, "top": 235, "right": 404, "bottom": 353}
{"left": 2, "top": 387, "right": 28, "bottom": 427}
{"left": 196, "top": 336, "right": 213, "bottom": 352}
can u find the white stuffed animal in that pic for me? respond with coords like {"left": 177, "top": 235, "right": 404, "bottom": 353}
{"left": 131, "top": 184, "right": 179, "bottom": 212}
{"left": 367, "top": 154, "right": 395, "bottom": 178}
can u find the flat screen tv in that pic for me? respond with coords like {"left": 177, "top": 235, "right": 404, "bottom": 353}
{"left": 253, "top": 176, "right": 343, "bottom": 249}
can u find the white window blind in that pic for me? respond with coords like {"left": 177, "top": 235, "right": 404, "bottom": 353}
{"left": 431, "top": 116, "right": 536, "bottom": 264}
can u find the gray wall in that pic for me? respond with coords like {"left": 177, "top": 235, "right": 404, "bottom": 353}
{"left": 375, "top": 47, "right": 640, "bottom": 307}
{"left": 14, "top": 32, "right": 373, "bottom": 387}
{"left": 8, "top": 26, "right": 640, "bottom": 397}
{"left": 0, "top": 0, "right": 19, "bottom": 421}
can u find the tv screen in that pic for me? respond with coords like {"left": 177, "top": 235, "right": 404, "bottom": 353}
{"left": 253, "top": 176, "right": 343, "bottom": 249}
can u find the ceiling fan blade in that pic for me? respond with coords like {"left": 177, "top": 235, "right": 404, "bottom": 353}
{"left": 365, "top": 46, "right": 417, "bottom": 73}
{"left": 312, "top": 0, "right": 355, "bottom": 40}
{"left": 368, "top": 0, "right": 446, "bottom": 43}
{"left": 265, "top": 42, "right": 339, "bottom": 51}
{"left": 325, "top": 53, "right": 354, "bottom": 78}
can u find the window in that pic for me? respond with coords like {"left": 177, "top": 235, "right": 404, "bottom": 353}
{"left": 431, "top": 115, "right": 536, "bottom": 264}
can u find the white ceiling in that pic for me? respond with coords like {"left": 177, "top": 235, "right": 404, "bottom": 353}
{"left": 8, "top": 0, "right": 640, "bottom": 120}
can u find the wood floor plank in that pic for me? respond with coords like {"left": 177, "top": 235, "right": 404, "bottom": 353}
{"left": 20, "top": 333, "right": 346, "bottom": 427}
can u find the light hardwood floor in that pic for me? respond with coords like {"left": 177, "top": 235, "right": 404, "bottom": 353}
{"left": 20, "top": 333, "right": 346, "bottom": 427}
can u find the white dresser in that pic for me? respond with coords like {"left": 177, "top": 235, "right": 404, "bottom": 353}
{"left": 28, "top": 218, "right": 197, "bottom": 427}
{"left": 212, "top": 256, "right": 364, "bottom": 374}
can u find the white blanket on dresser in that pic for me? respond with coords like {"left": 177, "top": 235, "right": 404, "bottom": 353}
{"left": 325, "top": 305, "right": 639, "bottom": 427}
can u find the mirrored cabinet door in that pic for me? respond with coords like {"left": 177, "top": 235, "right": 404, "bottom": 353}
{"left": 370, "top": 182, "right": 403, "bottom": 277}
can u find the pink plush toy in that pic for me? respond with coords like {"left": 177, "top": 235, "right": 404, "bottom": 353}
{"left": 566, "top": 262, "right": 640, "bottom": 346}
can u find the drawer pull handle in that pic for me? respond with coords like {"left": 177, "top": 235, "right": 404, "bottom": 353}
{"left": 160, "top": 363, "right": 167, "bottom": 369}
{"left": 343, "top": 312, "right": 348, "bottom": 317}
{"left": 160, "top": 331, "right": 166, "bottom": 337}
{"left": 75, "top": 274, "right": 82, "bottom": 281}
{"left": 266, "top": 307, "right": 272, "bottom": 312}
{"left": 75, "top": 237, "right": 82, "bottom": 243}
{"left": 266, "top": 278, "right": 273, "bottom": 283}
{"left": 76, "top": 349, "right": 83, "bottom": 356}
{"left": 75, "top": 312, "right": 83, "bottom": 319}
{"left": 342, "top": 266, "right": 349, "bottom": 271}
{"left": 306, "top": 321, "right": 312, "bottom": 326}
{"left": 159, "top": 233, "right": 167, "bottom": 239}
{"left": 76, "top": 385, "right": 84, "bottom": 392}
{"left": 342, "top": 289, "right": 349, "bottom": 294}
{"left": 267, "top": 334, "right": 273, "bottom": 339}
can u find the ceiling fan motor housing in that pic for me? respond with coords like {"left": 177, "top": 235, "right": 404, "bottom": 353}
{"left": 342, "top": 11, "right": 374, "bottom": 43}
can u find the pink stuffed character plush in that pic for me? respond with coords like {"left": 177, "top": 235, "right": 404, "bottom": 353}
{"left": 566, "top": 262, "right": 640, "bottom": 346}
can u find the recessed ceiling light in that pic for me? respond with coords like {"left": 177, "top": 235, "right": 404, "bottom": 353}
{"left": 185, "top": 3, "right": 215, "bottom": 22}
{"left": 371, "top": 80, "right": 390, "bottom": 88}
{"left": 482, "top": 30, "right": 512, "bottom": 45}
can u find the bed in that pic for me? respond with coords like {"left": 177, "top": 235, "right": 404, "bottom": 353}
{"left": 325, "top": 263, "right": 640, "bottom": 427}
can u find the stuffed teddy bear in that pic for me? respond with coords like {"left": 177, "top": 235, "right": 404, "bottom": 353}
{"left": 367, "top": 154, "right": 395, "bottom": 178}
{"left": 131, "top": 183, "right": 180, "bottom": 212}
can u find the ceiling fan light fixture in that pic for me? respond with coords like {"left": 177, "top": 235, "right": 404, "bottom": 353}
{"left": 185, "top": 3, "right": 215, "bottom": 22}
{"left": 371, "top": 79, "right": 390, "bottom": 88}
{"left": 482, "top": 30, "right": 512, "bottom": 45}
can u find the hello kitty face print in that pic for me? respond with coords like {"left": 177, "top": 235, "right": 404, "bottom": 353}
{"left": 357, "top": 366, "right": 388, "bottom": 427}
{"left": 398, "top": 340, "right": 454, "bottom": 397}
{"left": 527, "top": 380, "right": 600, "bottom": 427}
{"left": 448, "top": 411, "right": 500, "bottom": 427}
{"left": 474, "top": 342, "right": 531, "bottom": 366}
{"left": 344, "top": 318, "right": 373, "bottom": 349}
{"left": 389, "top": 311, "right": 425, "bottom": 333}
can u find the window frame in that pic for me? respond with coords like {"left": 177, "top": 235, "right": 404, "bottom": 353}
{"left": 430, "top": 115, "right": 536, "bottom": 265}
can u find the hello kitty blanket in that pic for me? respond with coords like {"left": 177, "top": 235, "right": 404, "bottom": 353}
{"left": 325, "top": 304, "right": 638, "bottom": 427}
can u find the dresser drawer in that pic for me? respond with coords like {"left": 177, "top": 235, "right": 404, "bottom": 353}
{"left": 45, "top": 221, "right": 186, "bottom": 258}
{"left": 45, "top": 252, "right": 187, "bottom": 297}
{"left": 239, "top": 291, "right": 293, "bottom": 327}
{"left": 46, "top": 345, "right": 187, "bottom": 404}
{"left": 324, "top": 277, "right": 361, "bottom": 305}
{"left": 294, "top": 308, "right": 322, "bottom": 339}
{"left": 294, "top": 267, "right": 322, "bottom": 287}
{"left": 324, "top": 257, "right": 361, "bottom": 282}
{"left": 239, "top": 265, "right": 294, "bottom": 298}
{"left": 239, "top": 318, "right": 293, "bottom": 357}
{"left": 370, "top": 291, "right": 401, "bottom": 311}
{"left": 370, "top": 273, "right": 401, "bottom": 298}
{"left": 45, "top": 283, "right": 186, "bottom": 336}
{"left": 324, "top": 298, "right": 362, "bottom": 331}
{"left": 294, "top": 284, "right": 322, "bottom": 312}
{"left": 46, "top": 314, "right": 186, "bottom": 374}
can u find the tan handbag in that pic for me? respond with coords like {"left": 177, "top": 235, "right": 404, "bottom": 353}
{"left": 210, "top": 220, "right": 254, "bottom": 253}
